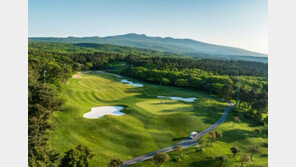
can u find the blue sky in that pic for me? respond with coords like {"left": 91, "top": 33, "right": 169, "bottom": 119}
{"left": 29, "top": 0, "right": 268, "bottom": 54}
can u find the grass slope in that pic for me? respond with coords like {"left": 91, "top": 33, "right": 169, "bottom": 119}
{"left": 132, "top": 110, "right": 268, "bottom": 167}
{"left": 49, "top": 72, "right": 227, "bottom": 166}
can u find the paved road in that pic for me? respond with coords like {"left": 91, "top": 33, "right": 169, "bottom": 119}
{"left": 121, "top": 102, "right": 234, "bottom": 166}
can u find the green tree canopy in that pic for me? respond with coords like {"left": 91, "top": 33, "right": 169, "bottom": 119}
{"left": 240, "top": 153, "right": 251, "bottom": 167}
{"left": 152, "top": 152, "right": 170, "bottom": 167}
{"left": 60, "top": 145, "right": 95, "bottom": 167}
{"left": 173, "top": 145, "right": 183, "bottom": 161}
{"left": 109, "top": 158, "right": 123, "bottom": 167}
{"left": 247, "top": 145, "right": 260, "bottom": 160}
{"left": 209, "top": 131, "right": 217, "bottom": 146}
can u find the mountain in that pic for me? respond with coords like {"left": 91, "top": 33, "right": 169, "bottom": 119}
{"left": 29, "top": 33, "right": 267, "bottom": 62}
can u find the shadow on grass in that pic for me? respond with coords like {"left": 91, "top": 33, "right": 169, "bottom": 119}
{"left": 191, "top": 105, "right": 225, "bottom": 125}
{"left": 189, "top": 157, "right": 217, "bottom": 167}
{"left": 172, "top": 136, "right": 188, "bottom": 141}
{"left": 219, "top": 129, "right": 254, "bottom": 143}
{"left": 159, "top": 106, "right": 194, "bottom": 113}
{"left": 261, "top": 142, "right": 268, "bottom": 148}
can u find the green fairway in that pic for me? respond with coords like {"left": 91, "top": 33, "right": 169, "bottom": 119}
{"left": 49, "top": 72, "right": 228, "bottom": 166}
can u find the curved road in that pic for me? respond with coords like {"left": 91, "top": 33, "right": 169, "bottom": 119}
{"left": 122, "top": 102, "right": 234, "bottom": 166}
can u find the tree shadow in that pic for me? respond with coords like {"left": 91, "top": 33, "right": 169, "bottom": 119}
{"left": 189, "top": 157, "right": 218, "bottom": 167}
{"left": 261, "top": 142, "right": 268, "bottom": 148}
{"left": 159, "top": 106, "right": 194, "bottom": 113}
{"left": 189, "top": 103, "right": 226, "bottom": 125}
{"left": 172, "top": 136, "right": 188, "bottom": 141}
{"left": 219, "top": 129, "right": 254, "bottom": 143}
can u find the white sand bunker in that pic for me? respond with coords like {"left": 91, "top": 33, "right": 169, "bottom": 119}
{"left": 121, "top": 79, "right": 143, "bottom": 87}
{"left": 157, "top": 96, "right": 197, "bottom": 102}
{"left": 83, "top": 106, "right": 125, "bottom": 119}
{"left": 72, "top": 72, "right": 82, "bottom": 78}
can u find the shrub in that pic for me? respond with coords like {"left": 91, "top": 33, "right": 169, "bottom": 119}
{"left": 152, "top": 152, "right": 170, "bottom": 167}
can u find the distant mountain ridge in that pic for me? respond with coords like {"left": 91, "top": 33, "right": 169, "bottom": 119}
{"left": 29, "top": 33, "right": 267, "bottom": 61}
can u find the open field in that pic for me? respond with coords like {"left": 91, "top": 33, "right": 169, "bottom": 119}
{"left": 49, "top": 72, "right": 228, "bottom": 166}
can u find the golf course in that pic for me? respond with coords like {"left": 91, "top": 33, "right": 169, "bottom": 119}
{"left": 49, "top": 72, "right": 229, "bottom": 166}
{"left": 26, "top": 2, "right": 270, "bottom": 166}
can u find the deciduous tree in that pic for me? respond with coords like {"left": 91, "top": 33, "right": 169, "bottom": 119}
{"left": 233, "top": 116, "right": 241, "bottom": 127}
{"left": 60, "top": 145, "right": 95, "bottom": 167}
{"left": 173, "top": 145, "right": 183, "bottom": 161}
{"left": 109, "top": 158, "right": 123, "bottom": 167}
{"left": 240, "top": 153, "right": 251, "bottom": 167}
{"left": 209, "top": 131, "right": 217, "bottom": 146}
{"left": 198, "top": 137, "right": 206, "bottom": 148}
{"left": 152, "top": 152, "right": 170, "bottom": 167}
{"left": 230, "top": 146, "right": 240, "bottom": 158}
{"left": 215, "top": 155, "right": 228, "bottom": 167}
{"left": 215, "top": 131, "right": 223, "bottom": 141}
{"left": 247, "top": 145, "right": 259, "bottom": 160}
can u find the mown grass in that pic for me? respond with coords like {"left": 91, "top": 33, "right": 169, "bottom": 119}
{"left": 132, "top": 111, "right": 268, "bottom": 167}
{"left": 49, "top": 72, "right": 228, "bottom": 166}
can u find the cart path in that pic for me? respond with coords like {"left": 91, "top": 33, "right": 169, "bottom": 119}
{"left": 121, "top": 102, "right": 234, "bottom": 166}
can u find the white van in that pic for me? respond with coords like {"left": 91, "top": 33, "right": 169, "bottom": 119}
{"left": 189, "top": 132, "right": 198, "bottom": 139}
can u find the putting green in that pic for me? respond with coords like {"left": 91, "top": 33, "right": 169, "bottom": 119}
{"left": 49, "top": 72, "right": 228, "bottom": 166}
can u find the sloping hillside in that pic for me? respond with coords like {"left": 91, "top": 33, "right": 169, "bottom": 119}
{"left": 29, "top": 33, "right": 267, "bottom": 62}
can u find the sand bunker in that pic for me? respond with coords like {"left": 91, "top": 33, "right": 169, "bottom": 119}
{"left": 157, "top": 96, "right": 196, "bottom": 102}
{"left": 121, "top": 79, "right": 143, "bottom": 87}
{"left": 72, "top": 72, "right": 82, "bottom": 78}
{"left": 83, "top": 106, "right": 124, "bottom": 119}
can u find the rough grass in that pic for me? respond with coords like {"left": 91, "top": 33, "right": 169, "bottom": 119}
{"left": 132, "top": 111, "right": 268, "bottom": 167}
{"left": 49, "top": 72, "right": 228, "bottom": 166}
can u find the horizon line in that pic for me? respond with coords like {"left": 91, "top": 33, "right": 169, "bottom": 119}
{"left": 28, "top": 33, "right": 268, "bottom": 55}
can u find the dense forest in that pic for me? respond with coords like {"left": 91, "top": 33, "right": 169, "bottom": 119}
{"left": 29, "top": 42, "right": 184, "bottom": 58}
{"left": 124, "top": 55, "right": 267, "bottom": 77}
{"left": 28, "top": 41, "right": 268, "bottom": 166}
{"left": 29, "top": 42, "right": 267, "bottom": 77}
{"left": 28, "top": 50, "right": 96, "bottom": 166}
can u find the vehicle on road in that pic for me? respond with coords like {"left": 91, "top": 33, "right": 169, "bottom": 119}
{"left": 189, "top": 132, "right": 198, "bottom": 139}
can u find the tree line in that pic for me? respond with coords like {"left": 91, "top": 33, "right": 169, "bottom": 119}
{"left": 28, "top": 50, "right": 101, "bottom": 166}
{"left": 124, "top": 54, "right": 268, "bottom": 77}
{"left": 29, "top": 41, "right": 267, "bottom": 77}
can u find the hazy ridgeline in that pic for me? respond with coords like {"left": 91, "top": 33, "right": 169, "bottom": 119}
{"left": 29, "top": 33, "right": 267, "bottom": 63}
